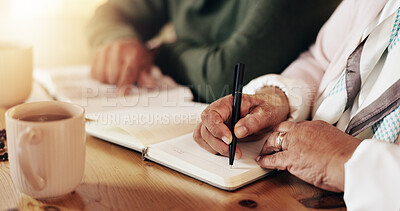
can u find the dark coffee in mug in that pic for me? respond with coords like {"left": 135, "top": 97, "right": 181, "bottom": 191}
{"left": 6, "top": 101, "right": 86, "bottom": 199}
{"left": 20, "top": 114, "right": 71, "bottom": 122}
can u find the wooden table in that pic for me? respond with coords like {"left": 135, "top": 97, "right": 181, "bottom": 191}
{"left": 0, "top": 85, "right": 347, "bottom": 211}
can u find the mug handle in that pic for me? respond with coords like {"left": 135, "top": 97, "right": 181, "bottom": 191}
{"left": 17, "top": 127, "right": 45, "bottom": 191}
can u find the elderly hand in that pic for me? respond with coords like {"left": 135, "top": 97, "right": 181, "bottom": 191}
{"left": 193, "top": 86, "right": 289, "bottom": 159}
{"left": 90, "top": 37, "right": 156, "bottom": 94}
{"left": 257, "top": 120, "right": 361, "bottom": 192}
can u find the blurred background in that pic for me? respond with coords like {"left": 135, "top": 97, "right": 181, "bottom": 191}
{"left": 0, "top": 0, "right": 106, "bottom": 68}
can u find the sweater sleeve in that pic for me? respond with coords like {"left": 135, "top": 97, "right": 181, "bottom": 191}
{"left": 155, "top": 0, "right": 341, "bottom": 103}
{"left": 242, "top": 0, "right": 356, "bottom": 119}
{"left": 86, "top": 0, "right": 169, "bottom": 49}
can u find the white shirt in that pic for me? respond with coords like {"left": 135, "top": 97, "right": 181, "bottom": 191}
{"left": 243, "top": 1, "right": 400, "bottom": 210}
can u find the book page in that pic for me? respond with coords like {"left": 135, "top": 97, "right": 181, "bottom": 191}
{"left": 86, "top": 103, "right": 207, "bottom": 147}
{"left": 34, "top": 65, "right": 194, "bottom": 114}
{"left": 146, "top": 133, "right": 272, "bottom": 190}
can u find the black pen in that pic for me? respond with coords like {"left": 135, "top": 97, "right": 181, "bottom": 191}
{"left": 229, "top": 63, "right": 245, "bottom": 167}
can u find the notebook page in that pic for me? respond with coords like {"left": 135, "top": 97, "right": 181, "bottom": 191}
{"left": 86, "top": 123, "right": 145, "bottom": 151}
{"left": 86, "top": 103, "right": 207, "bottom": 146}
{"left": 147, "top": 133, "right": 271, "bottom": 189}
{"left": 34, "top": 65, "right": 194, "bottom": 114}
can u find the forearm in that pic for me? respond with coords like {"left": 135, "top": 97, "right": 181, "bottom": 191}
{"left": 87, "top": 0, "right": 168, "bottom": 49}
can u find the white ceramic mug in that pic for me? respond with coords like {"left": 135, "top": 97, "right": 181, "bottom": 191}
{"left": 5, "top": 101, "right": 86, "bottom": 199}
{"left": 0, "top": 42, "right": 33, "bottom": 108}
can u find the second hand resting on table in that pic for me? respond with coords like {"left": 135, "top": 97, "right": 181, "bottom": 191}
{"left": 90, "top": 37, "right": 157, "bottom": 94}
{"left": 193, "top": 86, "right": 362, "bottom": 192}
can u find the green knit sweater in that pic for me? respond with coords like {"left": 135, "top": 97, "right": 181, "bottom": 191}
{"left": 87, "top": 0, "right": 340, "bottom": 103}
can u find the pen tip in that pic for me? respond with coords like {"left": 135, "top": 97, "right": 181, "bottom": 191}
{"left": 230, "top": 165, "right": 233, "bottom": 169}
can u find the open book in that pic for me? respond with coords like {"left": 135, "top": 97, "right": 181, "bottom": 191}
{"left": 34, "top": 65, "right": 194, "bottom": 114}
{"left": 35, "top": 66, "right": 273, "bottom": 190}
{"left": 86, "top": 104, "right": 273, "bottom": 190}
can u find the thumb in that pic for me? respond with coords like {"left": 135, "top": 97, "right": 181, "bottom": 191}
{"left": 234, "top": 106, "right": 272, "bottom": 139}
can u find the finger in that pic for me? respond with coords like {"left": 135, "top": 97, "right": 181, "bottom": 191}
{"left": 260, "top": 121, "right": 296, "bottom": 153}
{"left": 234, "top": 104, "right": 275, "bottom": 139}
{"left": 117, "top": 57, "right": 139, "bottom": 95}
{"left": 117, "top": 56, "right": 139, "bottom": 86}
{"left": 256, "top": 151, "right": 289, "bottom": 170}
{"left": 238, "top": 94, "right": 259, "bottom": 117}
{"left": 90, "top": 53, "right": 99, "bottom": 79}
{"left": 201, "top": 95, "right": 233, "bottom": 142}
{"left": 235, "top": 93, "right": 291, "bottom": 139}
{"left": 91, "top": 49, "right": 107, "bottom": 83}
{"left": 201, "top": 122, "right": 243, "bottom": 159}
{"left": 200, "top": 123, "right": 231, "bottom": 157}
{"left": 202, "top": 95, "right": 233, "bottom": 122}
{"left": 274, "top": 121, "right": 296, "bottom": 132}
{"left": 258, "top": 132, "right": 279, "bottom": 155}
{"left": 238, "top": 131, "right": 269, "bottom": 143}
{"left": 97, "top": 46, "right": 109, "bottom": 83}
{"left": 193, "top": 123, "right": 218, "bottom": 155}
{"left": 260, "top": 131, "right": 291, "bottom": 155}
{"left": 137, "top": 71, "right": 157, "bottom": 88}
{"left": 106, "top": 44, "right": 121, "bottom": 84}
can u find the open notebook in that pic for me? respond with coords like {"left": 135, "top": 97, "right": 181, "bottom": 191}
{"left": 86, "top": 105, "right": 273, "bottom": 190}
{"left": 35, "top": 66, "right": 273, "bottom": 190}
{"left": 34, "top": 65, "right": 194, "bottom": 114}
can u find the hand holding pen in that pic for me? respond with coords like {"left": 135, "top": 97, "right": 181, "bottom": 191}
{"left": 193, "top": 66, "right": 290, "bottom": 164}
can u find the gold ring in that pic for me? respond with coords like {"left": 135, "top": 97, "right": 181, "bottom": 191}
{"left": 275, "top": 132, "right": 286, "bottom": 151}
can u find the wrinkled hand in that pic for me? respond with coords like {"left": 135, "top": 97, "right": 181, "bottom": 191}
{"left": 193, "top": 87, "right": 289, "bottom": 159}
{"left": 91, "top": 37, "right": 156, "bottom": 94}
{"left": 257, "top": 120, "right": 361, "bottom": 192}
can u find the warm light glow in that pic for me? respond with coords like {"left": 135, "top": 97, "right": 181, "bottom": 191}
{"left": 0, "top": 0, "right": 107, "bottom": 68}
{"left": 8, "top": 0, "right": 107, "bottom": 18}
{"left": 10, "top": 0, "right": 61, "bottom": 18}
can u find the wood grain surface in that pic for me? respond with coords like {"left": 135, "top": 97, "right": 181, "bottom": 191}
{"left": 0, "top": 107, "right": 346, "bottom": 211}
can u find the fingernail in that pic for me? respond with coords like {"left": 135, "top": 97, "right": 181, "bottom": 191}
{"left": 255, "top": 156, "right": 261, "bottom": 162}
{"left": 221, "top": 136, "right": 231, "bottom": 144}
{"left": 235, "top": 126, "right": 248, "bottom": 137}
